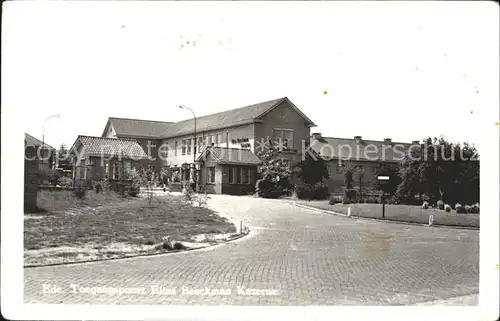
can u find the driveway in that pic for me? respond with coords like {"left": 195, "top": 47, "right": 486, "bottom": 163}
{"left": 24, "top": 195, "right": 479, "bottom": 305}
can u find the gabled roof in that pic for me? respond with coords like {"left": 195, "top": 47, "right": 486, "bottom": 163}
{"left": 310, "top": 136, "right": 413, "bottom": 162}
{"left": 25, "top": 133, "right": 55, "bottom": 149}
{"left": 103, "top": 118, "right": 174, "bottom": 138}
{"left": 196, "top": 147, "right": 262, "bottom": 166}
{"left": 160, "top": 97, "right": 316, "bottom": 139}
{"left": 71, "top": 135, "right": 149, "bottom": 159}
{"left": 102, "top": 97, "right": 316, "bottom": 140}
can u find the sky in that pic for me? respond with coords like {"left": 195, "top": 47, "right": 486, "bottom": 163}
{"left": 3, "top": 1, "right": 499, "bottom": 150}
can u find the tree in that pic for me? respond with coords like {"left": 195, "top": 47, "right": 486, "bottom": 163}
{"left": 342, "top": 161, "right": 354, "bottom": 190}
{"left": 130, "top": 165, "right": 159, "bottom": 205}
{"left": 255, "top": 142, "right": 293, "bottom": 198}
{"left": 373, "top": 163, "right": 401, "bottom": 196}
{"left": 294, "top": 149, "right": 329, "bottom": 184}
{"left": 396, "top": 137, "right": 479, "bottom": 205}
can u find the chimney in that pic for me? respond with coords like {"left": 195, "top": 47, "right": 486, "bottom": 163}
{"left": 383, "top": 138, "right": 392, "bottom": 145}
{"left": 354, "top": 136, "right": 362, "bottom": 144}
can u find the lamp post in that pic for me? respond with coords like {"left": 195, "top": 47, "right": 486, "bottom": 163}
{"left": 377, "top": 175, "right": 390, "bottom": 218}
{"left": 179, "top": 105, "right": 197, "bottom": 183}
{"left": 40, "top": 114, "right": 61, "bottom": 182}
{"left": 41, "top": 114, "right": 61, "bottom": 164}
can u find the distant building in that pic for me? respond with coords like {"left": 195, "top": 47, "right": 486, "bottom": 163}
{"left": 24, "top": 133, "right": 56, "bottom": 184}
{"left": 308, "top": 134, "right": 415, "bottom": 194}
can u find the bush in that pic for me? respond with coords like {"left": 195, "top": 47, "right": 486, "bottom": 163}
{"left": 329, "top": 195, "right": 343, "bottom": 205}
{"left": 421, "top": 201, "right": 429, "bottom": 209}
{"left": 455, "top": 203, "right": 467, "bottom": 214}
{"left": 59, "top": 177, "right": 73, "bottom": 188}
{"left": 74, "top": 187, "right": 86, "bottom": 199}
{"left": 173, "top": 242, "right": 186, "bottom": 250}
{"left": 127, "top": 186, "right": 140, "bottom": 197}
{"left": 255, "top": 179, "right": 281, "bottom": 199}
{"left": 465, "top": 204, "right": 480, "bottom": 214}
{"left": 295, "top": 182, "right": 329, "bottom": 200}
{"left": 361, "top": 196, "right": 380, "bottom": 204}
{"left": 444, "top": 204, "right": 451, "bottom": 213}
{"left": 437, "top": 200, "right": 445, "bottom": 210}
{"left": 182, "top": 181, "right": 195, "bottom": 201}
{"left": 342, "top": 189, "right": 358, "bottom": 204}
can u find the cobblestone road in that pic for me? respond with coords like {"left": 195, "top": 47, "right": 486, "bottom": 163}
{"left": 24, "top": 195, "right": 479, "bottom": 305}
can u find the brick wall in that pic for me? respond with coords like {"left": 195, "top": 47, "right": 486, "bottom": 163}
{"left": 254, "top": 100, "right": 312, "bottom": 164}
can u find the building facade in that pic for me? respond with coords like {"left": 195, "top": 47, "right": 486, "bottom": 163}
{"left": 99, "top": 97, "right": 316, "bottom": 194}
{"left": 70, "top": 96, "right": 415, "bottom": 195}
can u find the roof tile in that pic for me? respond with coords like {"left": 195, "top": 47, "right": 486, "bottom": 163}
{"left": 77, "top": 136, "right": 149, "bottom": 159}
{"left": 310, "top": 136, "right": 413, "bottom": 162}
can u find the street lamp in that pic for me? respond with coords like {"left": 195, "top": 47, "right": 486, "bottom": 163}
{"left": 42, "top": 114, "right": 61, "bottom": 164}
{"left": 377, "top": 175, "right": 390, "bottom": 218}
{"left": 179, "top": 105, "right": 197, "bottom": 182}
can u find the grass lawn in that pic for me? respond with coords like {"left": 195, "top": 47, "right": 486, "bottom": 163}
{"left": 24, "top": 190, "right": 236, "bottom": 266}
{"left": 295, "top": 200, "right": 479, "bottom": 228}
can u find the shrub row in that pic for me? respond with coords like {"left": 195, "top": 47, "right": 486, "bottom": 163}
{"left": 295, "top": 182, "right": 329, "bottom": 200}
{"left": 422, "top": 201, "right": 479, "bottom": 214}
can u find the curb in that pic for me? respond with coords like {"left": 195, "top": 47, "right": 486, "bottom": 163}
{"left": 293, "top": 203, "right": 479, "bottom": 231}
{"left": 24, "top": 229, "right": 250, "bottom": 269}
{"left": 411, "top": 293, "right": 479, "bottom": 306}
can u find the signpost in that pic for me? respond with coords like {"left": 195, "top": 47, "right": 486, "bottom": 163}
{"left": 377, "top": 175, "right": 390, "bottom": 218}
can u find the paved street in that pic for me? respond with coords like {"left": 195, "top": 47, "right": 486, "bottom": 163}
{"left": 24, "top": 195, "right": 479, "bottom": 305}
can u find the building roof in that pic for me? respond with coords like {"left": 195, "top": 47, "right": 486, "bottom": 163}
{"left": 196, "top": 147, "right": 262, "bottom": 166}
{"left": 309, "top": 135, "right": 414, "bottom": 162}
{"left": 103, "top": 118, "right": 174, "bottom": 138}
{"left": 72, "top": 135, "right": 149, "bottom": 159}
{"left": 103, "top": 97, "right": 316, "bottom": 140}
{"left": 161, "top": 97, "right": 315, "bottom": 139}
{"left": 25, "top": 133, "right": 55, "bottom": 149}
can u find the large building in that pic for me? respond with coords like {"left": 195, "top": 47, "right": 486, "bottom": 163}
{"left": 70, "top": 97, "right": 415, "bottom": 194}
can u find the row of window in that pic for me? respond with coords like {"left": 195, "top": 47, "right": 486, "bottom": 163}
{"left": 205, "top": 167, "right": 253, "bottom": 184}
{"left": 228, "top": 167, "right": 252, "bottom": 185}
{"left": 141, "top": 129, "right": 295, "bottom": 158}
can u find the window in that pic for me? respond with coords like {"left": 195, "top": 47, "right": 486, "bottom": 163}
{"left": 175, "top": 141, "right": 178, "bottom": 156}
{"left": 187, "top": 139, "right": 192, "bottom": 155}
{"left": 208, "top": 135, "right": 213, "bottom": 146}
{"left": 148, "top": 140, "right": 157, "bottom": 157}
{"left": 207, "top": 167, "right": 216, "bottom": 184}
{"left": 215, "top": 134, "right": 219, "bottom": 145}
{"left": 182, "top": 140, "right": 187, "bottom": 155}
{"left": 158, "top": 142, "right": 168, "bottom": 159}
{"left": 105, "top": 163, "right": 109, "bottom": 179}
{"left": 242, "top": 168, "right": 249, "bottom": 184}
{"left": 236, "top": 167, "right": 242, "bottom": 184}
{"left": 113, "top": 163, "right": 119, "bottom": 180}
{"left": 273, "top": 129, "right": 294, "bottom": 149}
{"left": 229, "top": 167, "right": 234, "bottom": 184}
{"left": 197, "top": 137, "right": 203, "bottom": 153}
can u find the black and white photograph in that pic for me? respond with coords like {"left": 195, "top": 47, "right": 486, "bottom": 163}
{"left": 1, "top": 1, "right": 499, "bottom": 320}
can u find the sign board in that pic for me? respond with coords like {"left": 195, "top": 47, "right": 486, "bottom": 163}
{"left": 377, "top": 176, "right": 390, "bottom": 180}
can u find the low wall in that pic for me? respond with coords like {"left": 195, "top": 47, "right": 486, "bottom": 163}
{"left": 222, "top": 184, "right": 255, "bottom": 195}
{"left": 39, "top": 185, "right": 75, "bottom": 192}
